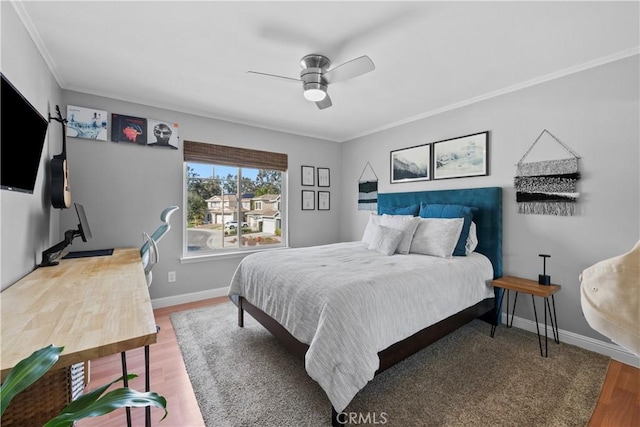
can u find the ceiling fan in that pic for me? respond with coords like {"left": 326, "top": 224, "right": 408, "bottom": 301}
{"left": 247, "top": 54, "right": 375, "bottom": 110}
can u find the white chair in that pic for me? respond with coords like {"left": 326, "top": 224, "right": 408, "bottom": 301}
{"left": 580, "top": 241, "right": 640, "bottom": 357}
{"left": 141, "top": 232, "right": 158, "bottom": 287}
{"left": 140, "top": 206, "right": 179, "bottom": 287}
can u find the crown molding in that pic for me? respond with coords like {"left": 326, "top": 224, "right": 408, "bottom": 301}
{"left": 347, "top": 47, "right": 640, "bottom": 142}
{"left": 11, "top": 0, "right": 66, "bottom": 88}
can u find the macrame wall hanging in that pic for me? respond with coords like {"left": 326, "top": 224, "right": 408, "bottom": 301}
{"left": 358, "top": 162, "right": 379, "bottom": 211}
{"left": 515, "top": 129, "right": 581, "bottom": 216}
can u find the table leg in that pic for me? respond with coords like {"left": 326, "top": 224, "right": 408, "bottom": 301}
{"left": 549, "top": 295, "right": 560, "bottom": 344}
{"left": 505, "top": 289, "right": 509, "bottom": 326}
{"left": 544, "top": 297, "right": 549, "bottom": 357}
{"left": 145, "top": 345, "right": 151, "bottom": 427}
{"left": 531, "top": 296, "right": 544, "bottom": 357}
{"left": 545, "top": 298, "right": 557, "bottom": 343}
{"left": 121, "top": 352, "right": 132, "bottom": 427}
{"left": 509, "top": 291, "right": 518, "bottom": 328}
{"left": 491, "top": 288, "right": 505, "bottom": 338}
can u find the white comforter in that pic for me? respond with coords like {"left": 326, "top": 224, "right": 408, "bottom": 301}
{"left": 228, "top": 241, "right": 494, "bottom": 412}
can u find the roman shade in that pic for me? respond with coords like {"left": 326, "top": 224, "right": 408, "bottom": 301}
{"left": 184, "top": 140, "right": 288, "bottom": 171}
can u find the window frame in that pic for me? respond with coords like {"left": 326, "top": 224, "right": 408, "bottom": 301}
{"left": 182, "top": 161, "right": 287, "bottom": 260}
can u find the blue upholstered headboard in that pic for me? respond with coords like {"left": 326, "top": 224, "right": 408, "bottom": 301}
{"left": 378, "top": 187, "right": 502, "bottom": 279}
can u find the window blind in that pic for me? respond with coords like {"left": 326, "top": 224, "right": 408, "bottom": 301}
{"left": 184, "top": 140, "right": 288, "bottom": 171}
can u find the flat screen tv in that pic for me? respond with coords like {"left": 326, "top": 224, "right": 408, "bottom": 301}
{"left": 1, "top": 72, "right": 49, "bottom": 193}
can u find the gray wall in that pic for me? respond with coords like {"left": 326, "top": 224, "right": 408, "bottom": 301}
{"left": 339, "top": 56, "right": 640, "bottom": 343}
{"left": 0, "top": 3, "right": 62, "bottom": 290}
{"left": 59, "top": 91, "right": 341, "bottom": 300}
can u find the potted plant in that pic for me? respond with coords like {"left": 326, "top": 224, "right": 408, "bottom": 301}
{"left": 1, "top": 344, "right": 167, "bottom": 426}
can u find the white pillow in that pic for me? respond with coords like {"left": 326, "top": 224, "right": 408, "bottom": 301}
{"left": 367, "top": 225, "right": 404, "bottom": 256}
{"left": 361, "top": 213, "right": 381, "bottom": 245}
{"left": 409, "top": 218, "right": 464, "bottom": 258}
{"left": 380, "top": 214, "right": 421, "bottom": 255}
{"left": 465, "top": 222, "right": 478, "bottom": 255}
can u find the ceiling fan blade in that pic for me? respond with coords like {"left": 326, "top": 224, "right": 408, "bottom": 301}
{"left": 246, "top": 71, "right": 301, "bottom": 83}
{"left": 316, "top": 94, "right": 332, "bottom": 110}
{"left": 323, "top": 55, "right": 375, "bottom": 84}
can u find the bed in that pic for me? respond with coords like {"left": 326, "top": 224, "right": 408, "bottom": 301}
{"left": 228, "top": 187, "right": 502, "bottom": 426}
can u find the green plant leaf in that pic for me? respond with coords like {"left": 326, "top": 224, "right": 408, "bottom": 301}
{"left": 43, "top": 387, "right": 168, "bottom": 427}
{"left": 0, "top": 344, "right": 64, "bottom": 416}
{"left": 58, "top": 374, "right": 137, "bottom": 413}
{"left": 2, "top": 346, "right": 167, "bottom": 426}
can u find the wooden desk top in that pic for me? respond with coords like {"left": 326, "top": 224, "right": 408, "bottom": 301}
{"left": 1, "top": 248, "right": 157, "bottom": 381}
{"left": 492, "top": 275, "right": 561, "bottom": 297}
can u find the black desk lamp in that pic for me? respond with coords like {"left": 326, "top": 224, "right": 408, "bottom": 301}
{"left": 539, "top": 254, "right": 551, "bottom": 285}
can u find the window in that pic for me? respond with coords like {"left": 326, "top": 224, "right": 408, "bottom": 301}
{"left": 184, "top": 141, "right": 287, "bottom": 256}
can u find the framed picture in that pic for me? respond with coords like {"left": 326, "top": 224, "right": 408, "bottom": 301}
{"left": 66, "top": 105, "right": 108, "bottom": 141}
{"left": 318, "top": 191, "right": 330, "bottom": 210}
{"left": 111, "top": 113, "right": 147, "bottom": 144}
{"left": 147, "top": 119, "right": 179, "bottom": 149}
{"left": 317, "top": 167, "right": 330, "bottom": 187}
{"left": 302, "top": 165, "right": 315, "bottom": 186}
{"left": 302, "top": 190, "right": 315, "bottom": 210}
{"left": 433, "top": 131, "right": 489, "bottom": 180}
{"left": 390, "top": 143, "right": 431, "bottom": 183}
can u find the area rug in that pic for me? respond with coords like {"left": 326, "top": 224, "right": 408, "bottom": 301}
{"left": 171, "top": 302, "right": 610, "bottom": 427}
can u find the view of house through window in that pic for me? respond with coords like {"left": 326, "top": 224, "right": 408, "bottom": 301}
{"left": 186, "top": 162, "right": 285, "bottom": 254}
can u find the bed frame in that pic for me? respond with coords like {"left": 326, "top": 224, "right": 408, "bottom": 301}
{"left": 235, "top": 187, "right": 502, "bottom": 426}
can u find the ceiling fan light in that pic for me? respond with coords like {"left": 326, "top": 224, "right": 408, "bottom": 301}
{"left": 304, "top": 89, "right": 326, "bottom": 102}
{"left": 303, "top": 83, "right": 327, "bottom": 102}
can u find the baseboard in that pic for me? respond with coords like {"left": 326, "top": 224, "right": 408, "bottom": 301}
{"left": 151, "top": 287, "right": 229, "bottom": 309}
{"left": 502, "top": 313, "right": 640, "bottom": 368}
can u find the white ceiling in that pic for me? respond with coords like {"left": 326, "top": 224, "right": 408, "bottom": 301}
{"left": 14, "top": 1, "right": 640, "bottom": 142}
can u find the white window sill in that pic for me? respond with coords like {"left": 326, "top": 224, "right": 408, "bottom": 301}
{"left": 179, "top": 245, "right": 290, "bottom": 264}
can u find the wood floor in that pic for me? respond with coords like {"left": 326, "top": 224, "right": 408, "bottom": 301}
{"left": 78, "top": 297, "right": 639, "bottom": 427}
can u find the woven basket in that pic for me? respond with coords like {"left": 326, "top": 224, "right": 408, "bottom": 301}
{"left": 1, "top": 363, "right": 84, "bottom": 427}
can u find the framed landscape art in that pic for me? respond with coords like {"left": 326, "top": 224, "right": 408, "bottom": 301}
{"left": 433, "top": 131, "right": 489, "bottom": 180}
{"left": 390, "top": 143, "right": 430, "bottom": 183}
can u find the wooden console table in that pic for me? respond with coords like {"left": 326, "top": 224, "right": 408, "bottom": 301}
{"left": 1, "top": 248, "right": 157, "bottom": 425}
{"left": 490, "top": 275, "right": 561, "bottom": 357}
